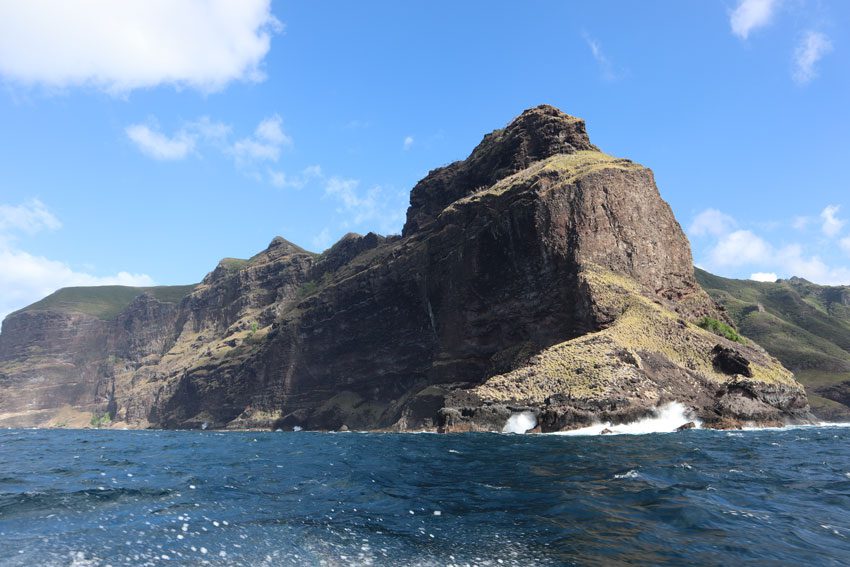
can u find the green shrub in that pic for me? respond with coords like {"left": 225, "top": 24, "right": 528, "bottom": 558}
{"left": 89, "top": 413, "right": 112, "bottom": 428}
{"left": 698, "top": 317, "right": 744, "bottom": 343}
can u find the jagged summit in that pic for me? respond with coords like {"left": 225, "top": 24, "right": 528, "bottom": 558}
{"left": 404, "top": 104, "right": 598, "bottom": 235}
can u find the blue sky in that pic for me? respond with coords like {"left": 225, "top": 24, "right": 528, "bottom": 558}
{"left": 0, "top": 0, "right": 848, "bottom": 320}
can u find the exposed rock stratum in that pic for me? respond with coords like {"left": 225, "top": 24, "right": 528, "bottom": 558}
{"left": 0, "top": 105, "right": 813, "bottom": 431}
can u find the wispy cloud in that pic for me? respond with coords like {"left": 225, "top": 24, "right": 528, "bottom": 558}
{"left": 792, "top": 215, "right": 813, "bottom": 231}
{"left": 0, "top": 0, "right": 281, "bottom": 94}
{"left": 231, "top": 114, "right": 292, "bottom": 164}
{"left": 125, "top": 124, "right": 196, "bottom": 161}
{"left": 323, "top": 177, "right": 406, "bottom": 234}
{"left": 820, "top": 204, "right": 845, "bottom": 237}
{"left": 403, "top": 136, "right": 414, "bottom": 151}
{"left": 793, "top": 31, "right": 832, "bottom": 85}
{"left": 582, "top": 32, "right": 617, "bottom": 81}
{"left": 126, "top": 114, "right": 294, "bottom": 181}
{"left": 268, "top": 165, "right": 323, "bottom": 189}
{"left": 311, "top": 227, "right": 333, "bottom": 252}
{"left": 730, "top": 0, "right": 778, "bottom": 40}
{"left": 0, "top": 199, "right": 61, "bottom": 235}
{"left": 0, "top": 199, "right": 152, "bottom": 321}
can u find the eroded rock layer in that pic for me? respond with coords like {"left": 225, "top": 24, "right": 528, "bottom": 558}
{"left": 0, "top": 105, "right": 813, "bottom": 431}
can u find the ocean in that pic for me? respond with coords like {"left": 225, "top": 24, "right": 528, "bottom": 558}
{"left": 2, "top": 424, "right": 850, "bottom": 566}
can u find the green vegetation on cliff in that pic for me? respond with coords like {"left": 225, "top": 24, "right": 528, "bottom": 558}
{"left": 697, "top": 317, "right": 743, "bottom": 343}
{"left": 696, "top": 268, "right": 850, "bottom": 418}
{"left": 18, "top": 284, "right": 197, "bottom": 320}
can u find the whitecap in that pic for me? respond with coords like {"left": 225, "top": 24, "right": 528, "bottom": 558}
{"left": 614, "top": 470, "right": 640, "bottom": 479}
{"left": 550, "top": 402, "right": 700, "bottom": 436}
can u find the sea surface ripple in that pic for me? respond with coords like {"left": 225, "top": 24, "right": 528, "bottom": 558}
{"left": 2, "top": 427, "right": 850, "bottom": 565}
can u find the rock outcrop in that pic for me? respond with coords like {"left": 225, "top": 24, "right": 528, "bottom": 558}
{"left": 0, "top": 105, "right": 813, "bottom": 431}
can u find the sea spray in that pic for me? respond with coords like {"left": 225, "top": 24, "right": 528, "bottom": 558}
{"left": 552, "top": 402, "right": 699, "bottom": 436}
{"left": 502, "top": 411, "right": 537, "bottom": 434}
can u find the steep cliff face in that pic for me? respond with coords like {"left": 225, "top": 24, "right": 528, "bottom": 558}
{"left": 0, "top": 105, "right": 813, "bottom": 431}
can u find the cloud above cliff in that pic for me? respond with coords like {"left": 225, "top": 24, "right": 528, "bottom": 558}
{"left": 582, "top": 32, "right": 619, "bottom": 81}
{"left": 0, "top": 200, "right": 153, "bottom": 322}
{"left": 126, "top": 114, "right": 297, "bottom": 186}
{"left": 689, "top": 207, "right": 850, "bottom": 285}
{"left": 0, "top": 0, "right": 281, "bottom": 94}
{"left": 689, "top": 209, "right": 737, "bottom": 238}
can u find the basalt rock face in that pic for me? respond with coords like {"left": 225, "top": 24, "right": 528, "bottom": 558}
{"left": 0, "top": 105, "right": 813, "bottom": 431}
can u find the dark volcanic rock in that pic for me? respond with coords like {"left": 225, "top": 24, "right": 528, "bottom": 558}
{"left": 0, "top": 105, "right": 813, "bottom": 431}
{"left": 712, "top": 345, "right": 753, "bottom": 377}
{"left": 404, "top": 105, "right": 598, "bottom": 235}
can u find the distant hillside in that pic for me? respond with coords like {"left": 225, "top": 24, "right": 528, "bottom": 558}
{"left": 17, "top": 284, "right": 197, "bottom": 321}
{"left": 696, "top": 268, "right": 850, "bottom": 419}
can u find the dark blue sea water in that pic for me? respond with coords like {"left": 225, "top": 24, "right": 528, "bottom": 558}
{"left": 2, "top": 428, "right": 850, "bottom": 566}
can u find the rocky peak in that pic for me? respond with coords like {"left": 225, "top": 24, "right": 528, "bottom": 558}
{"left": 263, "top": 236, "right": 308, "bottom": 258}
{"left": 403, "top": 104, "right": 598, "bottom": 235}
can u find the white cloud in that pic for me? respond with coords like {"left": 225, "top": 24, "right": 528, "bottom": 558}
{"left": 323, "top": 177, "right": 406, "bottom": 233}
{"left": 403, "top": 136, "right": 414, "bottom": 151}
{"left": 582, "top": 32, "right": 617, "bottom": 81}
{"left": 268, "top": 165, "right": 322, "bottom": 189}
{"left": 750, "top": 272, "right": 778, "bottom": 282}
{"left": 325, "top": 177, "right": 364, "bottom": 212}
{"left": 730, "top": 0, "right": 778, "bottom": 39}
{"left": 255, "top": 115, "right": 291, "bottom": 146}
{"left": 689, "top": 209, "right": 737, "bottom": 237}
{"left": 840, "top": 237, "right": 850, "bottom": 255}
{"left": 0, "top": 0, "right": 281, "bottom": 94}
{"left": 820, "top": 204, "right": 844, "bottom": 237}
{"left": 774, "top": 244, "right": 850, "bottom": 284}
{"left": 0, "top": 200, "right": 154, "bottom": 322}
{"left": 0, "top": 247, "right": 154, "bottom": 321}
{"left": 792, "top": 215, "right": 812, "bottom": 231}
{"left": 709, "top": 229, "right": 772, "bottom": 267}
{"left": 127, "top": 114, "right": 291, "bottom": 174}
{"left": 125, "top": 124, "right": 196, "bottom": 160}
{"left": 0, "top": 199, "right": 61, "bottom": 235}
{"left": 231, "top": 115, "right": 292, "bottom": 164}
{"left": 695, "top": 208, "right": 850, "bottom": 285}
{"left": 793, "top": 31, "right": 832, "bottom": 85}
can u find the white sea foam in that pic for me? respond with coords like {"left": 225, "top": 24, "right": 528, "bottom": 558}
{"left": 502, "top": 411, "right": 537, "bottom": 434}
{"left": 550, "top": 402, "right": 700, "bottom": 436}
{"left": 614, "top": 470, "right": 640, "bottom": 479}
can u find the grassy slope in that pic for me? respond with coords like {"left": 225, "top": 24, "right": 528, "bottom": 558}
{"left": 696, "top": 268, "right": 850, "bottom": 417}
{"left": 474, "top": 265, "right": 794, "bottom": 405}
{"left": 16, "top": 284, "right": 197, "bottom": 320}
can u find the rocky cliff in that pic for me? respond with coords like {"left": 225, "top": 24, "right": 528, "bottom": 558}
{"left": 0, "top": 105, "right": 813, "bottom": 431}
